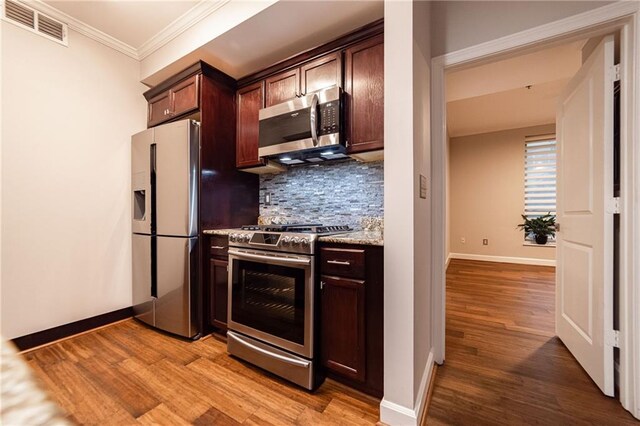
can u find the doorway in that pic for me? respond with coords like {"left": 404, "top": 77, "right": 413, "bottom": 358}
{"left": 430, "top": 3, "right": 640, "bottom": 421}
{"left": 429, "top": 37, "right": 637, "bottom": 423}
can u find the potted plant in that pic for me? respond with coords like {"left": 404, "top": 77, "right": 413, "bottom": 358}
{"left": 517, "top": 213, "right": 556, "bottom": 244}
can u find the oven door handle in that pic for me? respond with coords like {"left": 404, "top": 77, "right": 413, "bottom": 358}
{"left": 228, "top": 249, "right": 311, "bottom": 266}
{"left": 228, "top": 332, "right": 311, "bottom": 368}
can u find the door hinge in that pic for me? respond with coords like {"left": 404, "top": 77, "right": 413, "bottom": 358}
{"left": 607, "top": 197, "right": 621, "bottom": 214}
{"left": 612, "top": 64, "right": 621, "bottom": 82}
{"left": 608, "top": 330, "right": 620, "bottom": 348}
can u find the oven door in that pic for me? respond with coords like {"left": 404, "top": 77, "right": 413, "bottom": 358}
{"left": 227, "top": 248, "right": 314, "bottom": 358}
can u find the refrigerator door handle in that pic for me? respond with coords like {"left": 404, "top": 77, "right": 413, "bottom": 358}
{"left": 151, "top": 236, "right": 157, "bottom": 298}
{"left": 150, "top": 143, "right": 158, "bottom": 299}
{"left": 150, "top": 143, "right": 157, "bottom": 234}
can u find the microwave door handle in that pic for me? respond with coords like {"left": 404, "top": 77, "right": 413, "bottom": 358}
{"left": 310, "top": 94, "right": 319, "bottom": 146}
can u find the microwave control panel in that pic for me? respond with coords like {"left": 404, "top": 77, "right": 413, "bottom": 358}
{"left": 318, "top": 101, "right": 340, "bottom": 136}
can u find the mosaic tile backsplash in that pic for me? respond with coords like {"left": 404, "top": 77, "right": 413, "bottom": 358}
{"left": 259, "top": 159, "right": 383, "bottom": 230}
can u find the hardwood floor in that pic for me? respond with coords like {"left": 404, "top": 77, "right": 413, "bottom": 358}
{"left": 21, "top": 320, "right": 380, "bottom": 425}
{"left": 426, "top": 259, "right": 637, "bottom": 425}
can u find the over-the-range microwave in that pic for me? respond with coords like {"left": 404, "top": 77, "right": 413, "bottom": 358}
{"left": 258, "top": 87, "right": 347, "bottom": 164}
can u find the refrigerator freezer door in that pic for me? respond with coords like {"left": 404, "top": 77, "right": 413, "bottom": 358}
{"left": 155, "top": 236, "right": 198, "bottom": 338}
{"left": 132, "top": 234, "right": 154, "bottom": 326}
{"left": 154, "top": 120, "right": 199, "bottom": 237}
{"left": 131, "top": 128, "right": 153, "bottom": 235}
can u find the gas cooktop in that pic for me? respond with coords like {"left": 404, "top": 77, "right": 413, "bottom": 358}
{"left": 240, "top": 224, "right": 351, "bottom": 234}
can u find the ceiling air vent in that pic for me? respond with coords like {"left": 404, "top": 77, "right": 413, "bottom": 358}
{"left": 37, "top": 14, "right": 64, "bottom": 42}
{"left": 3, "top": 0, "right": 68, "bottom": 46}
{"left": 4, "top": 0, "right": 34, "bottom": 29}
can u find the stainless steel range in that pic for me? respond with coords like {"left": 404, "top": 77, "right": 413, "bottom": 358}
{"left": 226, "top": 224, "right": 350, "bottom": 389}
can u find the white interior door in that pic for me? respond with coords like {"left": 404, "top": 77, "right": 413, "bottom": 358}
{"left": 556, "top": 35, "right": 615, "bottom": 396}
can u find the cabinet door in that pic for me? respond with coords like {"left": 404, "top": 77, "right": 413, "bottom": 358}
{"left": 265, "top": 68, "right": 300, "bottom": 107}
{"left": 300, "top": 52, "right": 342, "bottom": 96}
{"left": 321, "top": 275, "right": 366, "bottom": 382}
{"left": 171, "top": 75, "right": 200, "bottom": 117}
{"left": 344, "top": 35, "right": 384, "bottom": 154}
{"left": 148, "top": 90, "right": 171, "bottom": 127}
{"left": 209, "top": 258, "right": 229, "bottom": 330}
{"left": 236, "top": 81, "right": 265, "bottom": 168}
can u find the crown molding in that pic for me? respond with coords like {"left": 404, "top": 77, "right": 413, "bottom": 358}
{"left": 18, "top": 0, "right": 232, "bottom": 62}
{"left": 24, "top": 0, "right": 139, "bottom": 59}
{"left": 137, "top": 0, "right": 230, "bottom": 60}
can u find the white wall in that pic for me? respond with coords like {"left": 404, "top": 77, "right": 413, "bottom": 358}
{"left": 1, "top": 22, "right": 147, "bottom": 339}
{"left": 430, "top": 1, "right": 613, "bottom": 57}
{"left": 411, "top": 0, "right": 432, "bottom": 407}
{"left": 449, "top": 124, "right": 556, "bottom": 261}
{"left": 382, "top": 1, "right": 433, "bottom": 424}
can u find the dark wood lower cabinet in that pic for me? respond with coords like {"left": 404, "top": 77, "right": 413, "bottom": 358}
{"left": 207, "top": 235, "right": 230, "bottom": 334}
{"left": 321, "top": 275, "right": 366, "bottom": 382}
{"left": 209, "top": 258, "right": 228, "bottom": 331}
{"left": 319, "top": 243, "right": 383, "bottom": 397}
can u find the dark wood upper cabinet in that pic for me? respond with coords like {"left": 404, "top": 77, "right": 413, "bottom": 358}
{"left": 265, "top": 68, "right": 300, "bottom": 107}
{"left": 171, "top": 75, "right": 200, "bottom": 117}
{"left": 321, "top": 275, "right": 366, "bottom": 382}
{"left": 148, "top": 91, "right": 172, "bottom": 128}
{"left": 234, "top": 20, "right": 384, "bottom": 171}
{"left": 145, "top": 74, "right": 200, "bottom": 128}
{"left": 300, "top": 52, "right": 342, "bottom": 96}
{"left": 344, "top": 34, "right": 384, "bottom": 154}
{"left": 236, "top": 81, "right": 265, "bottom": 168}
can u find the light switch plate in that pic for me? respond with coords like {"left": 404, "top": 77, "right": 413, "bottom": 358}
{"left": 419, "top": 175, "right": 427, "bottom": 199}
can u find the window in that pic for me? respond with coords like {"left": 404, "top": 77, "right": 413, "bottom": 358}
{"left": 524, "top": 134, "right": 557, "bottom": 239}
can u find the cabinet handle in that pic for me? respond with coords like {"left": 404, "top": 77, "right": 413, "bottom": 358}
{"left": 327, "top": 260, "right": 351, "bottom": 266}
{"left": 211, "top": 246, "right": 226, "bottom": 250}
{"left": 320, "top": 281, "right": 326, "bottom": 290}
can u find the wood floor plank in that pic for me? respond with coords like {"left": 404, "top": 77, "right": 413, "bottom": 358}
{"left": 187, "top": 357, "right": 306, "bottom": 422}
{"left": 21, "top": 319, "right": 380, "bottom": 425}
{"left": 426, "top": 259, "right": 637, "bottom": 425}
{"left": 117, "top": 357, "right": 212, "bottom": 422}
{"left": 136, "top": 403, "right": 191, "bottom": 426}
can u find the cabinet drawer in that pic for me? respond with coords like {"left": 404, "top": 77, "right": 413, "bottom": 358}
{"left": 320, "top": 247, "right": 365, "bottom": 279}
{"left": 210, "top": 235, "right": 229, "bottom": 259}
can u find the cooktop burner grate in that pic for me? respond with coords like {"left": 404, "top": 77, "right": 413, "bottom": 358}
{"left": 240, "top": 224, "right": 351, "bottom": 234}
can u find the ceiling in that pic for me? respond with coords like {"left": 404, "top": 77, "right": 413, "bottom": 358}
{"left": 39, "top": 0, "right": 384, "bottom": 86}
{"left": 43, "top": 0, "right": 199, "bottom": 49}
{"left": 446, "top": 40, "right": 584, "bottom": 137}
{"left": 198, "top": 0, "right": 383, "bottom": 79}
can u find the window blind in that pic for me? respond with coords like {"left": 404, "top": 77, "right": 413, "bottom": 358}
{"left": 524, "top": 134, "right": 556, "bottom": 219}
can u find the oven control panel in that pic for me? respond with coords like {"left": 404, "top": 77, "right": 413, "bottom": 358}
{"left": 229, "top": 232, "right": 316, "bottom": 255}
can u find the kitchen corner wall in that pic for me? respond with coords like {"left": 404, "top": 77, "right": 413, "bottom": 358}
{"left": 259, "top": 159, "right": 383, "bottom": 228}
{"left": 1, "top": 22, "right": 147, "bottom": 339}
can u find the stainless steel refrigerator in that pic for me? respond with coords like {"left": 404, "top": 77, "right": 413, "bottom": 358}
{"left": 131, "top": 119, "right": 200, "bottom": 339}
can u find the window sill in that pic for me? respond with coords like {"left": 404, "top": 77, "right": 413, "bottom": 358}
{"left": 523, "top": 241, "right": 556, "bottom": 248}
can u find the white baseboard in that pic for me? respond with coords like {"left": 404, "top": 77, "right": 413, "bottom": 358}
{"left": 449, "top": 252, "right": 556, "bottom": 267}
{"left": 445, "top": 254, "right": 451, "bottom": 270}
{"left": 380, "top": 351, "right": 435, "bottom": 426}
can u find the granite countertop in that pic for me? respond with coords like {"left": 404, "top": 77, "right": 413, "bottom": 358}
{"left": 318, "top": 230, "right": 383, "bottom": 246}
{"left": 202, "top": 229, "right": 236, "bottom": 236}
